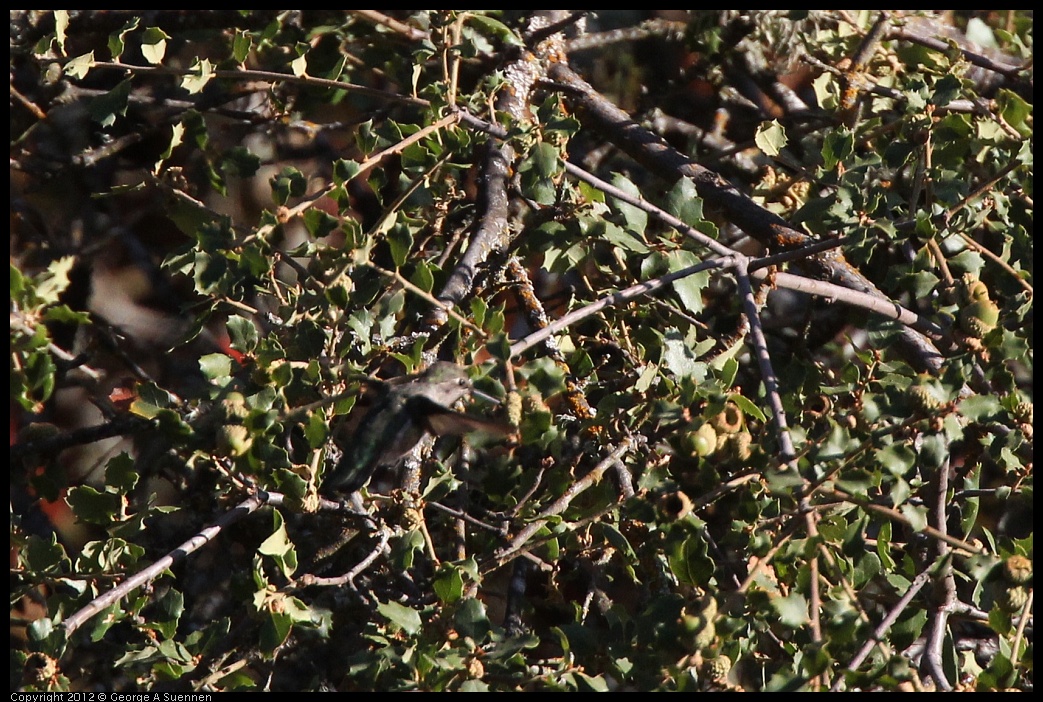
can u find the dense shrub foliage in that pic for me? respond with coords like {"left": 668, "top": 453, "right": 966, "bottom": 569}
{"left": 11, "top": 10, "right": 1032, "bottom": 692}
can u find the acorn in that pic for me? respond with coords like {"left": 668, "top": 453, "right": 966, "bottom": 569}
{"left": 221, "top": 391, "right": 249, "bottom": 420}
{"left": 730, "top": 431, "right": 753, "bottom": 461}
{"left": 680, "top": 614, "right": 717, "bottom": 651}
{"left": 702, "top": 654, "right": 732, "bottom": 681}
{"left": 998, "top": 585, "right": 1029, "bottom": 613}
{"left": 1003, "top": 555, "right": 1032, "bottom": 585}
{"left": 466, "top": 656, "right": 485, "bottom": 680}
{"left": 216, "top": 424, "right": 252, "bottom": 457}
{"left": 657, "top": 491, "right": 694, "bottom": 521}
{"left": 1011, "top": 401, "right": 1033, "bottom": 426}
{"left": 907, "top": 379, "right": 946, "bottom": 413}
{"left": 691, "top": 423, "right": 718, "bottom": 457}
{"left": 958, "top": 273, "right": 991, "bottom": 303}
{"left": 710, "top": 402, "right": 744, "bottom": 435}
{"left": 18, "top": 421, "right": 61, "bottom": 444}
{"left": 959, "top": 299, "right": 1000, "bottom": 338}
{"left": 506, "top": 391, "right": 523, "bottom": 428}
{"left": 694, "top": 593, "right": 718, "bottom": 621}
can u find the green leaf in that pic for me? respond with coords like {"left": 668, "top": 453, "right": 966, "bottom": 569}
{"left": 66, "top": 486, "right": 122, "bottom": 526}
{"left": 34, "top": 256, "right": 77, "bottom": 304}
{"left": 608, "top": 173, "right": 648, "bottom": 235}
{"left": 386, "top": 221, "right": 414, "bottom": 267}
{"left": 727, "top": 392, "right": 767, "bottom": 424}
{"left": 65, "top": 51, "right": 95, "bottom": 79}
{"left": 996, "top": 89, "right": 1031, "bottom": 136}
{"left": 259, "top": 609, "right": 294, "bottom": 653}
{"left": 771, "top": 593, "right": 810, "bottom": 628}
{"left": 596, "top": 220, "right": 649, "bottom": 253}
{"left": 220, "top": 146, "right": 262, "bottom": 178}
{"left": 755, "top": 120, "right": 788, "bottom": 157}
{"left": 917, "top": 432, "right": 948, "bottom": 471}
{"left": 53, "top": 10, "right": 70, "bottom": 55}
{"left": 86, "top": 79, "right": 132, "bottom": 127}
{"left": 258, "top": 511, "right": 298, "bottom": 577}
{"left": 454, "top": 596, "right": 491, "bottom": 640}
{"left": 270, "top": 166, "right": 307, "bottom": 206}
{"left": 141, "top": 27, "right": 170, "bottom": 64}
{"left": 302, "top": 208, "right": 339, "bottom": 239}
{"left": 24, "top": 534, "right": 70, "bottom": 573}
{"left": 821, "top": 128, "right": 854, "bottom": 170}
{"left": 900, "top": 503, "right": 929, "bottom": 532}
{"left": 668, "top": 534, "right": 713, "bottom": 587}
{"left": 467, "top": 14, "right": 522, "bottom": 46}
{"left": 875, "top": 442, "right": 915, "bottom": 477}
{"left": 107, "top": 17, "right": 140, "bottom": 61}
{"left": 662, "top": 328, "right": 707, "bottom": 382}
{"left": 181, "top": 58, "right": 215, "bottom": 94}
{"left": 333, "top": 159, "right": 362, "bottom": 185}
{"left": 105, "top": 452, "right": 139, "bottom": 494}
{"left": 199, "top": 353, "right": 233, "bottom": 380}
{"left": 226, "top": 315, "right": 259, "bottom": 355}
{"left": 433, "top": 564, "right": 465, "bottom": 604}
{"left": 957, "top": 394, "right": 1002, "bottom": 423}
{"left": 377, "top": 600, "right": 423, "bottom": 635}
{"left": 929, "top": 74, "right": 963, "bottom": 106}
{"left": 232, "top": 29, "right": 253, "bottom": 64}
{"left": 667, "top": 249, "right": 709, "bottom": 314}
{"left": 664, "top": 177, "right": 705, "bottom": 227}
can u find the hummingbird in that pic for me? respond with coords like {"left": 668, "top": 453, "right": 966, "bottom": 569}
{"left": 322, "top": 362, "right": 509, "bottom": 495}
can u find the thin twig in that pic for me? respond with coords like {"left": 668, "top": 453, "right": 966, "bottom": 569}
{"left": 350, "top": 10, "right": 428, "bottom": 42}
{"left": 760, "top": 270, "right": 947, "bottom": 341}
{"left": 734, "top": 258, "right": 796, "bottom": 462}
{"left": 488, "top": 438, "right": 636, "bottom": 567}
{"left": 298, "top": 530, "right": 391, "bottom": 589}
{"left": 63, "top": 491, "right": 278, "bottom": 636}
{"left": 75, "top": 60, "right": 428, "bottom": 108}
{"left": 825, "top": 488, "right": 984, "bottom": 556}
{"left": 364, "top": 261, "right": 484, "bottom": 335}
{"left": 888, "top": 15, "right": 1029, "bottom": 79}
{"left": 508, "top": 257, "right": 735, "bottom": 358}
{"left": 831, "top": 557, "right": 947, "bottom": 691}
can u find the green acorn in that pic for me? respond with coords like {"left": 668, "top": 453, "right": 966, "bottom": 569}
{"left": 216, "top": 424, "right": 252, "bottom": 457}
{"left": 959, "top": 299, "right": 1000, "bottom": 338}
{"left": 680, "top": 615, "right": 717, "bottom": 651}
{"left": 691, "top": 423, "right": 718, "bottom": 457}
{"left": 1003, "top": 555, "right": 1032, "bottom": 585}
{"left": 674, "top": 423, "right": 718, "bottom": 458}
{"left": 19, "top": 422, "right": 60, "bottom": 443}
{"left": 959, "top": 273, "right": 991, "bottom": 304}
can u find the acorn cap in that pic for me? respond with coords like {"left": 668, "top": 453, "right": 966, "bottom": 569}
{"left": 959, "top": 299, "right": 999, "bottom": 338}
